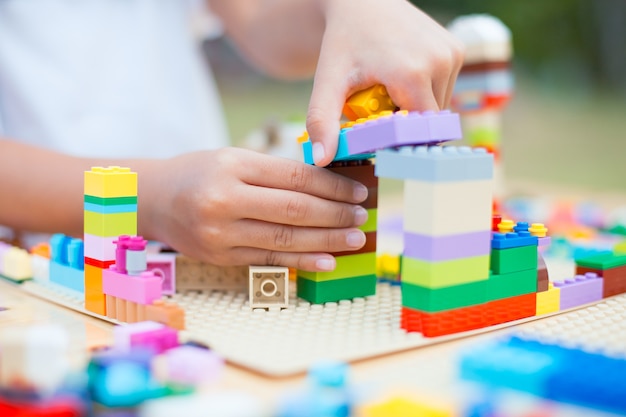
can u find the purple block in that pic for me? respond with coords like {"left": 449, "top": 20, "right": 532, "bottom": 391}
{"left": 404, "top": 230, "right": 491, "bottom": 261}
{"left": 555, "top": 273, "right": 604, "bottom": 310}
{"left": 164, "top": 345, "right": 224, "bottom": 385}
{"left": 538, "top": 236, "right": 551, "bottom": 248}
{"left": 346, "top": 110, "right": 461, "bottom": 155}
{"left": 102, "top": 267, "right": 162, "bottom": 304}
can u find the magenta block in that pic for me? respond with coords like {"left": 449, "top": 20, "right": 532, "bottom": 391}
{"left": 164, "top": 345, "right": 224, "bottom": 385}
{"left": 129, "top": 326, "right": 179, "bottom": 354}
{"left": 403, "top": 230, "right": 491, "bottom": 261}
{"left": 147, "top": 253, "right": 177, "bottom": 295}
{"left": 102, "top": 267, "right": 162, "bottom": 304}
{"left": 554, "top": 273, "right": 604, "bottom": 310}
{"left": 114, "top": 321, "right": 164, "bottom": 351}
{"left": 345, "top": 110, "right": 461, "bottom": 155}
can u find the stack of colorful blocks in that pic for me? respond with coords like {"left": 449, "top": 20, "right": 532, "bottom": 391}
{"left": 297, "top": 160, "right": 378, "bottom": 303}
{"left": 83, "top": 166, "right": 138, "bottom": 315}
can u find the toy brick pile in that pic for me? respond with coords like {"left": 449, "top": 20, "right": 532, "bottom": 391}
{"left": 0, "top": 322, "right": 223, "bottom": 417}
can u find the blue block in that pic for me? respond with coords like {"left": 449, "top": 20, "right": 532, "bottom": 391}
{"left": 301, "top": 129, "right": 375, "bottom": 165}
{"left": 375, "top": 146, "right": 493, "bottom": 182}
{"left": 491, "top": 232, "right": 538, "bottom": 249}
{"left": 84, "top": 202, "right": 138, "bottom": 214}
{"left": 50, "top": 260, "right": 85, "bottom": 293}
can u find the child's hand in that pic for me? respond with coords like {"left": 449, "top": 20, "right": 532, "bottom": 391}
{"left": 307, "top": 0, "right": 464, "bottom": 166}
{"left": 143, "top": 148, "right": 368, "bottom": 272}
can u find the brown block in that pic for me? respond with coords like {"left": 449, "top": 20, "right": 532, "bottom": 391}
{"left": 331, "top": 232, "right": 377, "bottom": 257}
{"left": 326, "top": 163, "right": 378, "bottom": 187}
{"left": 537, "top": 253, "right": 549, "bottom": 292}
{"left": 576, "top": 264, "right": 626, "bottom": 298}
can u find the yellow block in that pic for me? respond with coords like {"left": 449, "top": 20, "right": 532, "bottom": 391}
{"left": 84, "top": 264, "right": 106, "bottom": 315}
{"left": 84, "top": 211, "right": 137, "bottom": 237}
{"left": 536, "top": 283, "right": 560, "bottom": 315}
{"left": 359, "top": 396, "right": 453, "bottom": 417}
{"left": 84, "top": 166, "right": 137, "bottom": 198}
{"left": 615, "top": 240, "right": 626, "bottom": 255}
{"left": 343, "top": 85, "right": 396, "bottom": 121}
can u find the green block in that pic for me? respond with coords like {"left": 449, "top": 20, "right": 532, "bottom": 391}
{"left": 359, "top": 208, "right": 377, "bottom": 233}
{"left": 297, "top": 274, "right": 376, "bottom": 304}
{"left": 487, "top": 269, "right": 537, "bottom": 300}
{"left": 84, "top": 195, "right": 138, "bottom": 205}
{"left": 401, "top": 255, "right": 489, "bottom": 288}
{"left": 84, "top": 211, "right": 137, "bottom": 237}
{"left": 298, "top": 252, "right": 375, "bottom": 281}
{"left": 490, "top": 245, "right": 537, "bottom": 275}
{"left": 576, "top": 252, "right": 626, "bottom": 270}
{"left": 401, "top": 280, "right": 487, "bottom": 312}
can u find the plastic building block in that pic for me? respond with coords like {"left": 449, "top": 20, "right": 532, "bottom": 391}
{"left": 401, "top": 255, "right": 489, "bottom": 288}
{"left": 536, "top": 283, "right": 560, "bottom": 315}
{"left": 30, "top": 251, "right": 50, "bottom": 283}
{"left": 138, "top": 392, "right": 261, "bottom": 417}
{"left": 528, "top": 223, "right": 548, "bottom": 237}
{"left": 403, "top": 230, "right": 491, "bottom": 262}
{"left": 487, "top": 269, "right": 537, "bottom": 300}
{"left": 49, "top": 260, "right": 84, "bottom": 293}
{"left": 146, "top": 253, "right": 177, "bottom": 295}
{"left": 375, "top": 146, "right": 492, "bottom": 182}
{"left": 153, "top": 345, "right": 223, "bottom": 386}
{"left": 298, "top": 252, "right": 376, "bottom": 282}
{"left": 297, "top": 274, "right": 376, "bottom": 304}
{"left": 401, "top": 280, "right": 487, "bottom": 313}
{"left": 490, "top": 244, "right": 537, "bottom": 274}
{"left": 83, "top": 202, "right": 137, "bottom": 214}
{"left": 490, "top": 232, "right": 538, "bottom": 249}
{"left": 0, "top": 246, "right": 32, "bottom": 282}
{"left": 496, "top": 219, "right": 515, "bottom": 233}
{"left": 484, "top": 293, "right": 536, "bottom": 325}
{"left": 84, "top": 195, "right": 137, "bottom": 206}
{"left": 83, "top": 234, "right": 116, "bottom": 264}
{"left": 459, "top": 337, "right": 626, "bottom": 415}
{"left": 576, "top": 264, "right": 626, "bottom": 298}
{"left": 536, "top": 253, "right": 549, "bottom": 292}
{"left": 0, "top": 325, "right": 70, "bottom": 393}
{"left": 84, "top": 264, "right": 106, "bottom": 315}
{"left": 491, "top": 214, "right": 502, "bottom": 232}
{"left": 346, "top": 110, "right": 462, "bottom": 155}
{"left": 575, "top": 252, "right": 626, "bottom": 270}
{"left": 332, "top": 231, "right": 377, "bottom": 257}
{"left": 359, "top": 396, "right": 453, "bottom": 417}
{"left": 113, "top": 321, "right": 178, "bottom": 354}
{"left": 84, "top": 166, "right": 137, "bottom": 198}
{"left": 144, "top": 300, "right": 185, "bottom": 330}
{"left": 402, "top": 179, "right": 493, "bottom": 236}
{"left": 342, "top": 84, "right": 396, "bottom": 121}
{"left": 102, "top": 268, "right": 162, "bottom": 305}
{"left": 0, "top": 397, "right": 84, "bottom": 417}
{"left": 301, "top": 129, "right": 374, "bottom": 164}
{"left": 554, "top": 273, "right": 603, "bottom": 310}
{"left": 84, "top": 211, "right": 137, "bottom": 237}
{"left": 401, "top": 303, "right": 488, "bottom": 337}
{"left": 249, "top": 266, "right": 289, "bottom": 309}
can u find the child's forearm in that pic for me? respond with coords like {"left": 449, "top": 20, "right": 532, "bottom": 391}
{"left": 0, "top": 138, "right": 160, "bottom": 239}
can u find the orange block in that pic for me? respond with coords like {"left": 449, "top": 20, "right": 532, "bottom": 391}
{"left": 145, "top": 300, "right": 185, "bottom": 330}
{"left": 85, "top": 264, "right": 106, "bottom": 315}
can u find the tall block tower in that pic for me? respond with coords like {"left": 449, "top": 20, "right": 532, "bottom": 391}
{"left": 297, "top": 160, "right": 378, "bottom": 303}
{"left": 83, "top": 167, "right": 138, "bottom": 315}
{"left": 376, "top": 145, "right": 494, "bottom": 336}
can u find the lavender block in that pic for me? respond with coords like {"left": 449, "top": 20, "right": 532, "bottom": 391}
{"left": 555, "top": 273, "right": 604, "bottom": 310}
{"left": 404, "top": 230, "right": 491, "bottom": 261}
{"left": 346, "top": 110, "right": 461, "bottom": 155}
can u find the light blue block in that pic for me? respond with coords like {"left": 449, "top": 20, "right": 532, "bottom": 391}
{"left": 301, "top": 128, "right": 375, "bottom": 165}
{"left": 84, "top": 202, "right": 138, "bottom": 214}
{"left": 50, "top": 260, "right": 85, "bottom": 293}
{"left": 375, "top": 145, "right": 493, "bottom": 181}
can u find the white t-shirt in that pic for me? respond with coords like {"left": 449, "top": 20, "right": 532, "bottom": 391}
{"left": 0, "top": 0, "right": 229, "bottom": 158}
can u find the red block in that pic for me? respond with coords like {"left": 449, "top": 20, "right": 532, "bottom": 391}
{"left": 401, "top": 303, "right": 487, "bottom": 337}
{"left": 485, "top": 292, "right": 536, "bottom": 325}
{"left": 0, "top": 397, "right": 83, "bottom": 417}
{"left": 576, "top": 265, "right": 626, "bottom": 298}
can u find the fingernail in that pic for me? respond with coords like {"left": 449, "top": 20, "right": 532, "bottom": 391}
{"left": 353, "top": 183, "right": 368, "bottom": 202}
{"left": 346, "top": 231, "right": 365, "bottom": 248}
{"left": 353, "top": 206, "right": 368, "bottom": 226}
{"left": 316, "top": 257, "right": 335, "bottom": 271}
{"left": 312, "top": 142, "right": 326, "bottom": 165}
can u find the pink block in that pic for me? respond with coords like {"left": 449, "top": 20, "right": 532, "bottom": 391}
{"left": 129, "top": 326, "right": 179, "bottom": 354}
{"left": 165, "top": 345, "right": 223, "bottom": 385}
{"left": 102, "top": 267, "right": 162, "bottom": 304}
{"left": 147, "top": 253, "right": 177, "bottom": 295}
{"left": 113, "top": 321, "right": 164, "bottom": 351}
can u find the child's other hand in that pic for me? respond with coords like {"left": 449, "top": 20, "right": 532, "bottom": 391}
{"left": 145, "top": 148, "right": 368, "bottom": 272}
{"left": 307, "top": 0, "right": 464, "bottom": 166}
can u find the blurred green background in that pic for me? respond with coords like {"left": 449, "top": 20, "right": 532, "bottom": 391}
{"left": 204, "top": 1, "right": 626, "bottom": 194}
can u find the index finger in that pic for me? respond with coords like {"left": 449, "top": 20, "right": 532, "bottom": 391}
{"left": 240, "top": 153, "right": 368, "bottom": 204}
